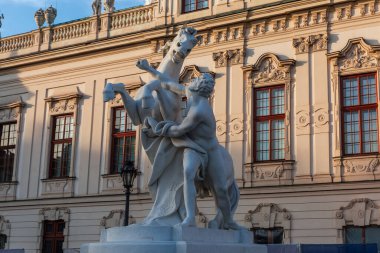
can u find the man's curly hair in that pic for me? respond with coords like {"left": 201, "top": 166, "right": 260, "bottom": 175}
{"left": 188, "top": 73, "right": 215, "bottom": 98}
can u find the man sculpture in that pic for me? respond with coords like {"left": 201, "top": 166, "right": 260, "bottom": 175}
{"left": 103, "top": 26, "right": 241, "bottom": 230}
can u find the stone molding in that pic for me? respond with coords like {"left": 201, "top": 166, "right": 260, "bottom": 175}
{"left": 38, "top": 207, "right": 70, "bottom": 251}
{"left": 0, "top": 97, "right": 24, "bottom": 124}
{"left": 328, "top": 38, "right": 380, "bottom": 158}
{"left": 333, "top": 155, "right": 380, "bottom": 182}
{"left": 196, "top": 212, "right": 208, "bottom": 228}
{"left": 0, "top": 181, "right": 18, "bottom": 201}
{"left": 245, "top": 160, "right": 294, "bottom": 187}
{"left": 245, "top": 203, "right": 291, "bottom": 243}
{"left": 100, "top": 209, "right": 136, "bottom": 229}
{"left": 45, "top": 90, "right": 82, "bottom": 116}
{"left": 101, "top": 174, "right": 124, "bottom": 194}
{"left": 293, "top": 34, "right": 328, "bottom": 54}
{"left": 41, "top": 177, "right": 76, "bottom": 198}
{"left": 336, "top": 198, "right": 380, "bottom": 243}
{"left": 212, "top": 48, "right": 245, "bottom": 68}
{"left": 0, "top": 215, "right": 10, "bottom": 250}
{"left": 249, "top": 53, "right": 295, "bottom": 85}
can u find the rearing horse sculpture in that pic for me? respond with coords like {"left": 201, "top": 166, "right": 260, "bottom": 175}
{"left": 103, "top": 26, "right": 198, "bottom": 125}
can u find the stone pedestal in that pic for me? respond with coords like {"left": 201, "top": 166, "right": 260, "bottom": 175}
{"left": 81, "top": 225, "right": 267, "bottom": 253}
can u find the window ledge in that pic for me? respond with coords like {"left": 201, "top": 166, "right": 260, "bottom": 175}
{"left": 333, "top": 155, "right": 380, "bottom": 182}
{"left": 101, "top": 173, "right": 124, "bottom": 194}
{"left": 244, "top": 160, "right": 295, "bottom": 187}
{"left": 41, "top": 177, "right": 76, "bottom": 198}
{"left": 0, "top": 181, "right": 18, "bottom": 201}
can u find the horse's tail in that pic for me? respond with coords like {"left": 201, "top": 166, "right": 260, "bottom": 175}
{"left": 229, "top": 180, "right": 240, "bottom": 214}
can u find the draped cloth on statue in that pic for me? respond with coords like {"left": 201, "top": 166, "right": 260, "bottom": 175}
{"left": 141, "top": 118, "right": 208, "bottom": 226}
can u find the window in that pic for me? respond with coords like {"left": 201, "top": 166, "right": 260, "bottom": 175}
{"left": 252, "top": 228, "right": 284, "bottom": 244}
{"left": 182, "top": 0, "right": 208, "bottom": 13}
{"left": 0, "top": 122, "right": 16, "bottom": 183}
{"left": 42, "top": 220, "right": 65, "bottom": 253}
{"left": 0, "top": 234, "right": 6, "bottom": 249}
{"left": 254, "top": 86, "right": 285, "bottom": 161}
{"left": 341, "top": 73, "right": 378, "bottom": 155}
{"left": 49, "top": 115, "right": 74, "bottom": 178}
{"left": 110, "top": 107, "right": 136, "bottom": 174}
{"left": 345, "top": 226, "right": 380, "bottom": 249}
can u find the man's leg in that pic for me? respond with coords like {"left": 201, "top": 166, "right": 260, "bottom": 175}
{"left": 182, "top": 149, "right": 202, "bottom": 226}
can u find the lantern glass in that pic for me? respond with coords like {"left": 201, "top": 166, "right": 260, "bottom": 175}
{"left": 121, "top": 161, "right": 137, "bottom": 189}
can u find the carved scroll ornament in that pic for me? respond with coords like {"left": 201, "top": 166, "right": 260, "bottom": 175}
{"left": 249, "top": 53, "right": 295, "bottom": 85}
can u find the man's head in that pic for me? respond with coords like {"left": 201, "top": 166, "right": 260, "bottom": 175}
{"left": 188, "top": 73, "right": 215, "bottom": 98}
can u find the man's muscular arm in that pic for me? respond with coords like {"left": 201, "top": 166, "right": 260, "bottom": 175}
{"left": 164, "top": 110, "right": 201, "bottom": 137}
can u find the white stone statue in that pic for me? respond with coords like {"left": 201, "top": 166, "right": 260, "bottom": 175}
{"left": 141, "top": 72, "right": 242, "bottom": 230}
{"left": 92, "top": 0, "right": 102, "bottom": 16}
{"left": 103, "top": 26, "right": 241, "bottom": 229}
{"left": 104, "top": 0, "right": 115, "bottom": 13}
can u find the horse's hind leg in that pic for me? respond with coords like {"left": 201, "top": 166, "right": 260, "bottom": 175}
{"left": 208, "top": 209, "right": 223, "bottom": 229}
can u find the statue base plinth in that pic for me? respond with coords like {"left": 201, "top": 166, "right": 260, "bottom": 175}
{"left": 81, "top": 225, "right": 267, "bottom": 253}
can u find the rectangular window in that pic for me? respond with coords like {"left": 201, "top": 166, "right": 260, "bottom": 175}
{"left": 345, "top": 226, "right": 380, "bottom": 249}
{"left": 254, "top": 86, "right": 285, "bottom": 161}
{"left": 182, "top": 0, "right": 208, "bottom": 13}
{"left": 341, "top": 73, "right": 378, "bottom": 155}
{"left": 252, "top": 227, "right": 284, "bottom": 244}
{"left": 110, "top": 107, "right": 136, "bottom": 174}
{"left": 42, "top": 220, "right": 65, "bottom": 253}
{"left": 49, "top": 115, "right": 74, "bottom": 178}
{"left": 0, "top": 122, "right": 17, "bottom": 183}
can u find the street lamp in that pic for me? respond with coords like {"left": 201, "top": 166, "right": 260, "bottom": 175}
{"left": 120, "top": 160, "right": 139, "bottom": 226}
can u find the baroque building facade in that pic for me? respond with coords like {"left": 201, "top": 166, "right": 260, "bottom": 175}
{"left": 1, "top": 0, "right": 380, "bottom": 252}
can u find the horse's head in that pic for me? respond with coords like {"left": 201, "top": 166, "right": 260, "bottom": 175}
{"left": 166, "top": 26, "right": 200, "bottom": 64}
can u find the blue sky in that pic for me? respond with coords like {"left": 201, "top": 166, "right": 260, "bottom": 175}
{"left": 0, "top": 0, "right": 145, "bottom": 38}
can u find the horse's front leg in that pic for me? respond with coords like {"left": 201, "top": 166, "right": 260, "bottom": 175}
{"left": 104, "top": 83, "right": 144, "bottom": 126}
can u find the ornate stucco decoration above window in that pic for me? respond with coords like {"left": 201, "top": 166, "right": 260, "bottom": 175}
{"left": 336, "top": 198, "right": 380, "bottom": 243}
{"left": 0, "top": 216, "right": 10, "bottom": 250}
{"left": 42, "top": 88, "right": 83, "bottom": 198}
{"left": 242, "top": 53, "right": 295, "bottom": 187}
{"left": 179, "top": 65, "right": 216, "bottom": 84}
{"left": 100, "top": 210, "right": 136, "bottom": 229}
{"left": 328, "top": 38, "right": 380, "bottom": 182}
{"left": 212, "top": 48, "right": 245, "bottom": 68}
{"left": 293, "top": 34, "right": 328, "bottom": 54}
{"left": 38, "top": 207, "right": 70, "bottom": 251}
{"left": 245, "top": 203, "right": 291, "bottom": 243}
{"left": 0, "top": 96, "right": 24, "bottom": 201}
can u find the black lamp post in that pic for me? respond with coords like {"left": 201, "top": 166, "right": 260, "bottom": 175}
{"left": 120, "top": 160, "right": 139, "bottom": 226}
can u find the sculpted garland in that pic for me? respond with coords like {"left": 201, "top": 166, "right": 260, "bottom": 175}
{"left": 103, "top": 26, "right": 242, "bottom": 230}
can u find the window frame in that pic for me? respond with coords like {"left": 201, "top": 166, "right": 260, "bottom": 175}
{"left": 252, "top": 227, "right": 284, "bottom": 244}
{"left": 253, "top": 85, "right": 286, "bottom": 162}
{"left": 182, "top": 0, "right": 209, "bottom": 14}
{"left": 340, "top": 72, "right": 379, "bottom": 156}
{"left": 42, "top": 220, "right": 65, "bottom": 253}
{"left": 109, "top": 107, "right": 137, "bottom": 174}
{"left": 344, "top": 225, "right": 380, "bottom": 246}
{"left": 0, "top": 121, "right": 17, "bottom": 183}
{"left": 48, "top": 114, "right": 74, "bottom": 179}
